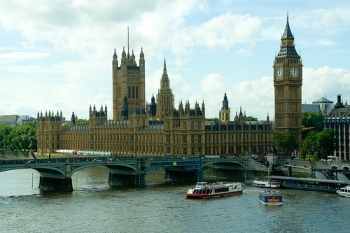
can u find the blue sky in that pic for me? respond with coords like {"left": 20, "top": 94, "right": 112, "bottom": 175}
{"left": 1, "top": 0, "right": 350, "bottom": 121}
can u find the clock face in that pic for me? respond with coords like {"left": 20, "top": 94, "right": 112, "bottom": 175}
{"left": 276, "top": 67, "right": 283, "bottom": 79}
{"left": 290, "top": 67, "right": 299, "bottom": 78}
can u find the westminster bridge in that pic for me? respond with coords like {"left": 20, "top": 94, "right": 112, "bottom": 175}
{"left": 0, "top": 156, "right": 268, "bottom": 191}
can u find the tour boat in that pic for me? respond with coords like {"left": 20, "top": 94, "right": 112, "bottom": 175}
{"left": 259, "top": 190, "right": 283, "bottom": 205}
{"left": 336, "top": 185, "right": 350, "bottom": 198}
{"left": 252, "top": 178, "right": 281, "bottom": 188}
{"left": 185, "top": 181, "right": 243, "bottom": 199}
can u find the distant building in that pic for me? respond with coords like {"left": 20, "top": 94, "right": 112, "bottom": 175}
{"left": 302, "top": 96, "right": 334, "bottom": 115}
{"left": 0, "top": 115, "right": 22, "bottom": 127}
{"left": 302, "top": 104, "right": 321, "bottom": 114}
{"left": 324, "top": 94, "right": 350, "bottom": 160}
{"left": 0, "top": 115, "right": 35, "bottom": 127}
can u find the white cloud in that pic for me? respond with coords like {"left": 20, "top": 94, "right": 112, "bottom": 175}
{"left": 0, "top": 52, "right": 50, "bottom": 63}
{"left": 303, "top": 66, "right": 350, "bottom": 104}
{"left": 317, "top": 40, "right": 334, "bottom": 46}
{"left": 236, "top": 49, "right": 253, "bottom": 57}
{"left": 170, "top": 13, "right": 261, "bottom": 56}
{"left": 1, "top": 1, "right": 350, "bottom": 123}
{"left": 1, "top": 65, "right": 53, "bottom": 73}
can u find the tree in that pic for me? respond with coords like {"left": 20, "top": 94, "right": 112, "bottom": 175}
{"left": 63, "top": 119, "right": 89, "bottom": 127}
{"left": 273, "top": 132, "right": 297, "bottom": 155}
{"left": 302, "top": 112, "right": 324, "bottom": 139}
{"left": 301, "top": 129, "right": 336, "bottom": 160}
{"left": 206, "top": 117, "right": 219, "bottom": 122}
{"left": 0, "top": 124, "right": 13, "bottom": 149}
{"left": 300, "top": 130, "right": 317, "bottom": 160}
{"left": 246, "top": 116, "right": 258, "bottom": 121}
{"left": 317, "top": 129, "right": 336, "bottom": 160}
{"left": 77, "top": 119, "right": 89, "bottom": 126}
{"left": 4, "top": 123, "right": 37, "bottom": 151}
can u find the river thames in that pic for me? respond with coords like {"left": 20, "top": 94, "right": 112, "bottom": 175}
{"left": 1, "top": 166, "right": 350, "bottom": 233}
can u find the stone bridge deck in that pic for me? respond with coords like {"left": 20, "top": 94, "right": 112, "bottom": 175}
{"left": 0, "top": 156, "right": 263, "bottom": 191}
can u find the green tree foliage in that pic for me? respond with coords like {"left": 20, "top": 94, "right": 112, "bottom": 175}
{"left": 76, "top": 119, "right": 89, "bottom": 125}
{"left": 0, "top": 124, "right": 12, "bottom": 148}
{"left": 302, "top": 112, "right": 324, "bottom": 139}
{"left": 0, "top": 123, "right": 37, "bottom": 151}
{"left": 273, "top": 132, "right": 297, "bottom": 155}
{"left": 301, "top": 129, "right": 336, "bottom": 160}
{"left": 300, "top": 130, "right": 317, "bottom": 160}
{"left": 206, "top": 117, "right": 219, "bottom": 122}
{"left": 63, "top": 119, "right": 89, "bottom": 127}
{"left": 246, "top": 116, "right": 258, "bottom": 121}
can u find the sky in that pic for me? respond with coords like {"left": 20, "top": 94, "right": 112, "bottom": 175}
{"left": 1, "top": 0, "right": 350, "bottom": 121}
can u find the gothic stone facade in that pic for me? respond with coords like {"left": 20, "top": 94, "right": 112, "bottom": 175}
{"left": 273, "top": 16, "right": 303, "bottom": 149}
{"left": 37, "top": 42, "right": 274, "bottom": 157}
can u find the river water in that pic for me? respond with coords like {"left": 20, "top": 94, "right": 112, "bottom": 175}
{"left": 1, "top": 167, "right": 350, "bottom": 233}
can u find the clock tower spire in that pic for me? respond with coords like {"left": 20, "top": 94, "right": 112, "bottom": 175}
{"left": 273, "top": 15, "right": 303, "bottom": 149}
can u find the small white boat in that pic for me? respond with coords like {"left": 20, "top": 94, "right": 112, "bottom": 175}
{"left": 252, "top": 178, "right": 280, "bottom": 188}
{"left": 186, "top": 181, "right": 243, "bottom": 199}
{"left": 259, "top": 190, "right": 283, "bottom": 205}
{"left": 336, "top": 185, "right": 350, "bottom": 197}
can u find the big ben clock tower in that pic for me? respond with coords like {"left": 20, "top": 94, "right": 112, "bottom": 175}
{"left": 274, "top": 15, "right": 302, "bottom": 149}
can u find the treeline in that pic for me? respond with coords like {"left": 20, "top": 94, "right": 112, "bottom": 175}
{"left": 274, "top": 112, "right": 336, "bottom": 160}
{"left": 0, "top": 122, "right": 37, "bottom": 151}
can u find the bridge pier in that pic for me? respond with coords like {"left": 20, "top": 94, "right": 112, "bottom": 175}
{"left": 164, "top": 169, "right": 198, "bottom": 183}
{"left": 108, "top": 172, "right": 139, "bottom": 186}
{"left": 37, "top": 162, "right": 73, "bottom": 191}
{"left": 39, "top": 177, "right": 73, "bottom": 192}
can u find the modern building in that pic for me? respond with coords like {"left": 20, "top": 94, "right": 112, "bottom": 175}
{"left": 0, "top": 115, "right": 36, "bottom": 127}
{"left": 324, "top": 94, "right": 350, "bottom": 161}
{"left": 273, "top": 15, "right": 302, "bottom": 149}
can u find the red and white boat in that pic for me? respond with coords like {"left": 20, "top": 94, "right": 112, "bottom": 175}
{"left": 186, "top": 181, "right": 243, "bottom": 199}
{"left": 252, "top": 178, "right": 280, "bottom": 188}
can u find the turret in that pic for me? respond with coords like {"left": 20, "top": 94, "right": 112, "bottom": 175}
{"left": 220, "top": 93, "right": 230, "bottom": 123}
{"left": 112, "top": 48, "right": 118, "bottom": 68}
{"left": 334, "top": 94, "right": 345, "bottom": 109}
{"left": 71, "top": 112, "right": 76, "bottom": 126}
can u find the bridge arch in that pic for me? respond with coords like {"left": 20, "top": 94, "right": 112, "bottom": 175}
{"left": 70, "top": 164, "right": 138, "bottom": 175}
{"left": 201, "top": 160, "right": 246, "bottom": 169}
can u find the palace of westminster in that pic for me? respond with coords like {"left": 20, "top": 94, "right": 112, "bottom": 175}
{"left": 37, "top": 17, "right": 303, "bottom": 157}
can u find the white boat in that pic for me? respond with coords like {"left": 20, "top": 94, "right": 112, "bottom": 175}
{"left": 186, "top": 181, "right": 243, "bottom": 199}
{"left": 336, "top": 185, "right": 350, "bottom": 197}
{"left": 252, "top": 178, "right": 280, "bottom": 188}
{"left": 259, "top": 190, "right": 283, "bottom": 205}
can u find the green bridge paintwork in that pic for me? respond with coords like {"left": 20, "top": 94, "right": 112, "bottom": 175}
{"left": 0, "top": 156, "right": 252, "bottom": 191}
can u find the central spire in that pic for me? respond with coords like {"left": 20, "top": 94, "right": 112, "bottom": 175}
{"left": 276, "top": 14, "right": 300, "bottom": 58}
{"left": 281, "top": 14, "right": 294, "bottom": 40}
{"left": 161, "top": 59, "right": 170, "bottom": 88}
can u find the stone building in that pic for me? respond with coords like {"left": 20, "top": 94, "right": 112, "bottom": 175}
{"left": 273, "top": 15, "right": 303, "bottom": 149}
{"left": 324, "top": 94, "right": 350, "bottom": 161}
{"left": 37, "top": 26, "right": 280, "bottom": 157}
